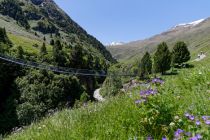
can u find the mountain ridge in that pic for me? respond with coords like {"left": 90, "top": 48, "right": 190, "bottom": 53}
{"left": 108, "top": 17, "right": 210, "bottom": 61}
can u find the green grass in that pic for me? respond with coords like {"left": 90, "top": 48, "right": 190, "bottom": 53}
{"left": 6, "top": 54, "right": 210, "bottom": 139}
{"left": 8, "top": 33, "right": 53, "bottom": 55}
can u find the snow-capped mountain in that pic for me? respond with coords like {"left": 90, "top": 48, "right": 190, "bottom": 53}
{"left": 173, "top": 19, "right": 205, "bottom": 29}
{"left": 107, "top": 42, "right": 125, "bottom": 46}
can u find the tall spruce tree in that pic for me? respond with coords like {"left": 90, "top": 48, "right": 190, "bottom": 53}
{"left": 16, "top": 46, "right": 24, "bottom": 59}
{"left": 154, "top": 42, "right": 171, "bottom": 74}
{"left": 140, "top": 52, "right": 152, "bottom": 79}
{"left": 172, "top": 41, "right": 191, "bottom": 65}
{"left": 40, "top": 42, "right": 47, "bottom": 55}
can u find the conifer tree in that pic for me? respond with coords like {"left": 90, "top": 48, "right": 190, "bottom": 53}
{"left": 172, "top": 41, "right": 191, "bottom": 65}
{"left": 50, "top": 39, "right": 55, "bottom": 46}
{"left": 17, "top": 46, "right": 24, "bottom": 59}
{"left": 154, "top": 42, "right": 171, "bottom": 74}
{"left": 40, "top": 42, "right": 47, "bottom": 55}
{"left": 140, "top": 52, "right": 152, "bottom": 79}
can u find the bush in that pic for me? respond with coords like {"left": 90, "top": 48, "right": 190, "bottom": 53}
{"left": 15, "top": 70, "right": 85, "bottom": 125}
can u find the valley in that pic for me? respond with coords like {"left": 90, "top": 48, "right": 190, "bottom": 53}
{"left": 0, "top": 0, "right": 210, "bottom": 139}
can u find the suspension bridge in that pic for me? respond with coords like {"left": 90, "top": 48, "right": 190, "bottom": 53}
{"left": 0, "top": 53, "right": 137, "bottom": 77}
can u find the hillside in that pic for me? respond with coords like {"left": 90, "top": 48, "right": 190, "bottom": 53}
{"left": 0, "top": 0, "right": 116, "bottom": 135}
{"left": 0, "top": 0, "right": 114, "bottom": 62}
{"left": 108, "top": 18, "right": 210, "bottom": 61}
{"left": 6, "top": 51, "right": 210, "bottom": 140}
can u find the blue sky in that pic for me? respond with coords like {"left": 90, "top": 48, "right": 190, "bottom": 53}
{"left": 54, "top": 0, "right": 210, "bottom": 44}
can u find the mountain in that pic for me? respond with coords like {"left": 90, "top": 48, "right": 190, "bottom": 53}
{"left": 108, "top": 18, "right": 210, "bottom": 61}
{"left": 0, "top": 0, "right": 115, "bottom": 63}
{"left": 0, "top": 0, "right": 116, "bottom": 134}
{"left": 107, "top": 41, "right": 125, "bottom": 46}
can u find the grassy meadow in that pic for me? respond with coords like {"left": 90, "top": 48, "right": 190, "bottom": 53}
{"left": 6, "top": 50, "right": 210, "bottom": 139}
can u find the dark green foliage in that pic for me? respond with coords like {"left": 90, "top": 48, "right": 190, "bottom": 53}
{"left": 31, "top": 0, "right": 44, "bottom": 5}
{"left": 0, "top": 52, "right": 21, "bottom": 134}
{"left": 140, "top": 52, "right": 152, "bottom": 79}
{"left": 15, "top": 70, "right": 84, "bottom": 125}
{"left": 0, "top": 27, "right": 12, "bottom": 46}
{"left": 33, "top": 21, "right": 58, "bottom": 34}
{"left": 69, "top": 45, "right": 84, "bottom": 68}
{"left": 43, "top": 36, "right": 46, "bottom": 42}
{"left": 172, "top": 41, "right": 191, "bottom": 65}
{"left": 16, "top": 46, "right": 24, "bottom": 59}
{"left": 0, "top": 0, "right": 30, "bottom": 29}
{"left": 50, "top": 39, "right": 55, "bottom": 45}
{"left": 40, "top": 42, "right": 47, "bottom": 55}
{"left": 154, "top": 42, "right": 171, "bottom": 74}
{"left": 52, "top": 40, "right": 66, "bottom": 66}
{"left": 101, "top": 75, "right": 122, "bottom": 97}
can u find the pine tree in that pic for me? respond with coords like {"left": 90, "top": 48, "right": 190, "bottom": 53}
{"left": 40, "top": 42, "right": 47, "bottom": 55}
{"left": 172, "top": 41, "right": 191, "bottom": 65}
{"left": 43, "top": 36, "right": 46, "bottom": 42}
{"left": 17, "top": 46, "right": 24, "bottom": 59}
{"left": 0, "top": 27, "right": 12, "bottom": 45}
{"left": 50, "top": 39, "right": 55, "bottom": 46}
{"left": 154, "top": 42, "right": 171, "bottom": 74}
{"left": 140, "top": 52, "right": 152, "bottom": 79}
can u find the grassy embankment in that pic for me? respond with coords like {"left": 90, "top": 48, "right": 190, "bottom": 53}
{"left": 6, "top": 48, "right": 210, "bottom": 139}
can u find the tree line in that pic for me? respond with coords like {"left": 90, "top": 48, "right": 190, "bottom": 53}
{"left": 140, "top": 41, "right": 191, "bottom": 79}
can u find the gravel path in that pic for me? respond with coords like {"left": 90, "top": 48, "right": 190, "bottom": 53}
{"left": 195, "top": 54, "right": 206, "bottom": 61}
{"left": 93, "top": 88, "right": 105, "bottom": 102}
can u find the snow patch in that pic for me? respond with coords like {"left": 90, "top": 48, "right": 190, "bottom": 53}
{"left": 173, "top": 19, "right": 205, "bottom": 29}
{"left": 107, "top": 42, "right": 125, "bottom": 46}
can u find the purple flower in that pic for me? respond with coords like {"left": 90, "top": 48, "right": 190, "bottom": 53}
{"left": 196, "top": 134, "right": 202, "bottom": 139}
{"left": 140, "top": 89, "right": 158, "bottom": 96}
{"left": 189, "top": 137, "right": 198, "bottom": 140}
{"left": 196, "top": 120, "right": 201, "bottom": 126}
{"left": 162, "top": 136, "right": 167, "bottom": 140}
{"left": 189, "top": 134, "right": 202, "bottom": 140}
{"left": 147, "top": 136, "right": 153, "bottom": 140}
{"left": 185, "top": 113, "right": 190, "bottom": 117}
{"left": 189, "top": 115, "right": 195, "bottom": 121}
{"left": 151, "top": 78, "right": 164, "bottom": 84}
{"left": 174, "top": 129, "right": 184, "bottom": 138}
{"left": 202, "top": 116, "right": 210, "bottom": 121}
{"left": 205, "top": 120, "right": 210, "bottom": 125}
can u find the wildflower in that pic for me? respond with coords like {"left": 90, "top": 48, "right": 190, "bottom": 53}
{"left": 151, "top": 78, "right": 164, "bottom": 84}
{"left": 189, "top": 115, "right": 195, "bottom": 121}
{"left": 135, "top": 99, "right": 146, "bottom": 104}
{"left": 174, "top": 129, "right": 184, "bottom": 138}
{"left": 196, "top": 134, "right": 202, "bottom": 139}
{"left": 189, "top": 134, "right": 202, "bottom": 140}
{"left": 205, "top": 120, "right": 210, "bottom": 125}
{"left": 202, "top": 116, "right": 210, "bottom": 121}
{"left": 162, "top": 136, "right": 167, "bottom": 140}
{"left": 147, "top": 136, "right": 153, "bottom": 140}
{"left": 196, "top": 120, "right": 201, "bottom": 126}
{"left": 185, "top": 113, "right": 190, "bottom": 117}
{"left": 140, "top": 89, "right": 157, "bottom": 96}
{"left": 169, "top": 122, "right": 175, "bottom": 127}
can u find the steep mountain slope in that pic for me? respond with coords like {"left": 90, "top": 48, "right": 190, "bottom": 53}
{"left": 0, "top": 0, "right": 116, "bottom": 134}
{"left": 108, "top": 18, "right": 210, "bottom": 61}
{"left": 0, "top": 0, "right": 115, "bottom": 62}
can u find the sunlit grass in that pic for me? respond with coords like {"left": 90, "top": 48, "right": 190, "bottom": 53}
{"left": 8, "top": 33, "right": 53, "bottom": 55}
{"left": 6, "top": 54, "right": 210, "bottom": 140}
